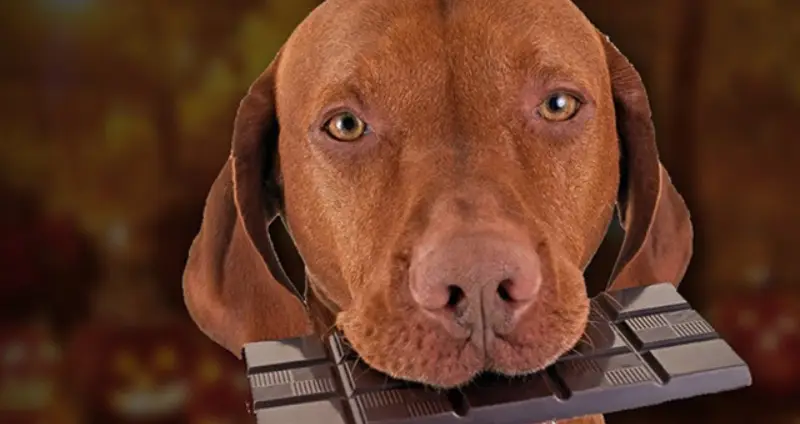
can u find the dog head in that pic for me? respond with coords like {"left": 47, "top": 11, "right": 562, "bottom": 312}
{"left": 192, "top": 0, "right": 692, "bottom": 388}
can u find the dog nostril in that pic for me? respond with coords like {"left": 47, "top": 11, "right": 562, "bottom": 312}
{"left": 497, "top": 279, "right": 513, "bottom": 302}
{"left": 446, "top": 285, "right": 465, "bottom": 308}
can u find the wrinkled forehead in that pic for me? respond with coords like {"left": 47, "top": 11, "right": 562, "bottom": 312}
{"left": 277, "top": 0, "right": 607, "bottom": 116}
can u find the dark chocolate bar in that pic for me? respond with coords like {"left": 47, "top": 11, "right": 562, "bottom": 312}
{"left": 243, "top": 283, "right": 751, "bottom": 423}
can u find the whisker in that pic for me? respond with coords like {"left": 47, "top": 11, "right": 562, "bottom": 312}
{"left": 348, "top": 356, "right": 363, "bottom": 376}
{"left": 353, "top": 366, "right": 373, "bottom": 383}
{"left": 583, "top": 333, "right": 596, "bottom": 350}
{"left": 604, "top": 295, "right": 624, "bottom": 310}
{"left": 325, "top": 322, "right": 338, "bottom": 334}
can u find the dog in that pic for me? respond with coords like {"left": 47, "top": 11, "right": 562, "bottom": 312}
{"left": 182, "top": 0, "right": 693, "bottom": 422}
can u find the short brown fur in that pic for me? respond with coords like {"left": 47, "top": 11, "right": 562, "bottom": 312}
{"left": 183, "top": 0, "right": 693, "bottom": 422}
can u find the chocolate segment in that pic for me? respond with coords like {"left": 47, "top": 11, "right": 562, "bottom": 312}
{"left": 255, "top": 399, "right": 354, "bottom": 424}
{"left": 243, "top": 336, "right": 328, "bottom": 374}
{"left": 562, "top": 306, "right": 630, "bottom": 360}
{"left": 597, "top": 282, "right": 689, "bottom": 322}
{"left": 350, "top": 389, "right": 458, "bottom": 423}
{"left": 248, "top": 364, "right": 339, "bottom": 409}
{"left": 621, "top": 309, "right": 718, "bottom": 350}
{"left": 244, "top": 283, "right": 751, "bottom": 424}
{"left": 462, "top": 372, "right": 562, "bottom": 423}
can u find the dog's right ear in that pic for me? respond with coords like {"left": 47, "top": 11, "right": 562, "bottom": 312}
{"left": 182, "top": 51, "right": 313, "bottom": 357}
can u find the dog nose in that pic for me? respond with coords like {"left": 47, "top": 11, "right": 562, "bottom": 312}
{"left": 409, "top": 234, "right": 541, "bottom": 333}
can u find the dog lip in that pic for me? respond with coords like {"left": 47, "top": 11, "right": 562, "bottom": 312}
{"left": 417, "top": 307, "right": 473, "bottom": 340}
{"left": 491, "top": 296, "right": 539, "bottom": 336}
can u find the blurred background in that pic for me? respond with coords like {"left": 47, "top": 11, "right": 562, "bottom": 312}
{"left": 0, "top": 0, "right": 797, "bottom": 423}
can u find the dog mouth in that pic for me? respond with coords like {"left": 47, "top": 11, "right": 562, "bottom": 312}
{"left": 334, "top": 223, "right": 591, "bottom": 388}
{"left": 337, "top": 292, "right": 590, "bottom": 389}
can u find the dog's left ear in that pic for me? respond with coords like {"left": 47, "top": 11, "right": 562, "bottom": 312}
{"left": 600, "top": 34, "right": 694, "bottom": 291}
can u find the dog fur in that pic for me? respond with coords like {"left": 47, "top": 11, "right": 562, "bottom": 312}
{"left": 183, "top": 1, "right": 693, "bottom": 422}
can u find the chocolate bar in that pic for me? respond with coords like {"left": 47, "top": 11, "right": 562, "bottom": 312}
{"left": 243, "top": 283, "right": 751, "bottom": 423}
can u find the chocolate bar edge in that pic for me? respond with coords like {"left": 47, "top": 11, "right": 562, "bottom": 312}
{"left": 245, "top": 283, "right": 753, "bottom": 424}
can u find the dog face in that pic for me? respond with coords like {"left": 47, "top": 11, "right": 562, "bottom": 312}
{"left": 275, "top": 0, "right": 615, "bottom": 386}
{"left": 191, "top": 0, "right": 693, "bottom": 389}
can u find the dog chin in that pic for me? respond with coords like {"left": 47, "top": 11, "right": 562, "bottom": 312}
{"left": 486, "top": 296, "right": 591, "bottom": 378}
{"left": 337, "top": 301, "right": 486, "bottom": 388}
{"left": 337, "top": 287, "right": 590, "bottom": 389}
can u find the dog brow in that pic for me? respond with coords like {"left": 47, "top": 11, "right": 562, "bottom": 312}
{"left": 511, "top": 53, "right": 599, "bottom": 94}
{"left": 531, "top": 63, "right": 578, "bottom": 80}
{"left": 313, "top": 57, "right": 386, "bottom": 110}
{"left": 503, "top": 33, "right": 603, "bottom": 87}
{"left": 314, "top": 81, "right": 369, "bottom": 110}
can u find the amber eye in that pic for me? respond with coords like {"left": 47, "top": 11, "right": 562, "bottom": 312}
{"left": 538, "top": 92, "right": 581, "bottom": 121}
{"left": 324, "top": 111, "right": 368, "bottom": 141}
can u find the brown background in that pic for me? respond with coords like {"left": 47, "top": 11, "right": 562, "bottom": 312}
{"left": 1, "top": 1, "right": 798, "bottom": 423}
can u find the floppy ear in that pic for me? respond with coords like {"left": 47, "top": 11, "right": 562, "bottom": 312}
{"left": 600, "top": 35, "right": 694, "bottom": 291}
{"left": 182, "top": 51, "right": 313, "bottom": 357}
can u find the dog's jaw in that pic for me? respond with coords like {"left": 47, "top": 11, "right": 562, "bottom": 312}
{"left": 487, "top": 282, "right": 590, "bottom": 377}
{"left": 334, "top": 243, "right": 591, "bottom": 388}
{"left": 337, "top": 293, "right": 590, "bottom": 388}
{"left": 337, "top": 293, "right": 487, "bottom": 388}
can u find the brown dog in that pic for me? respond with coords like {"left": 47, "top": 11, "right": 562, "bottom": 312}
{"left": 183, "top": 0, "right": 693, "bottom": 422}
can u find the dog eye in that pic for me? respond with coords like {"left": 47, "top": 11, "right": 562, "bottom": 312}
{"left": 538, "top": 93, "right": 581, "bottom": 122}
{"left": 323, "top": 112, "right": 369, "bottom": 141}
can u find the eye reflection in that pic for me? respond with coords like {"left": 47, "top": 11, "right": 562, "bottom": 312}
{"left": 538, "top": 93, "right": 581, "bottom": 121}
